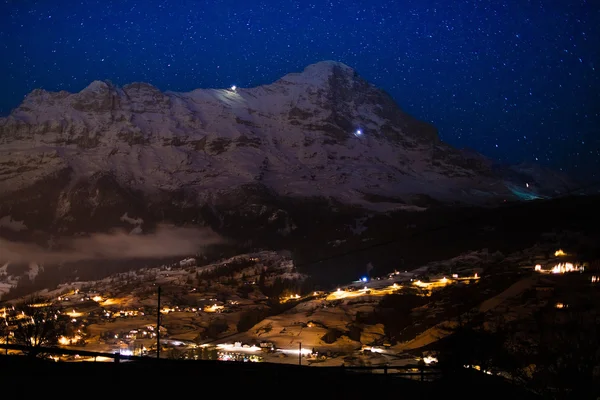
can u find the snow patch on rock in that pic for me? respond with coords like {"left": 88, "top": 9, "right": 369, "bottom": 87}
{"left": 0, "top": 215, "right": 28, "bottom": 232}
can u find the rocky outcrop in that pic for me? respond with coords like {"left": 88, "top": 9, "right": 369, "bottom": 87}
{"left": 0, "top": 61, "right": 575, "bottom": 235}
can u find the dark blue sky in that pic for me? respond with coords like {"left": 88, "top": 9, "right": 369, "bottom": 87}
{"left": 1, "top": 0, "right": 599, "bottom": 181}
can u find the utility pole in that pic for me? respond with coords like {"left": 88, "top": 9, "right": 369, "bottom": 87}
{"left": 157, "top": 286, "right": 161, "bottom": 360}
{"left": 298, "top": 342, "right": 302, "bottom": 366}
{"left": 5, "top": 321, "right": 8, "bottom": 355}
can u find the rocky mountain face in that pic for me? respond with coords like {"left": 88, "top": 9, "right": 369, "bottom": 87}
{"left": 0, "top": 61, "right": 573, "bottom": 241}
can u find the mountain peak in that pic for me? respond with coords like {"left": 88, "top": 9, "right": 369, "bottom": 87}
{"left": 0, "top": 62, "right": 575, "bottom": 214}
{"left": 303, "top": 60, "right": 355, "bottom": 75}
{"left": 277, "top": 60, "right": 357, "bottom": 86}
{"left": 81, "top": 80, "right": 110, "bottom": 91}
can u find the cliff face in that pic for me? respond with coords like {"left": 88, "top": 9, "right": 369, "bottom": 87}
{"left": 0, "top": 61, "right": 573, "bottom": 236}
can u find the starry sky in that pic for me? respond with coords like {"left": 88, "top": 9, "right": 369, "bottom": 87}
{"left": 1, "top": 0, "right": 599, "bottom": 181}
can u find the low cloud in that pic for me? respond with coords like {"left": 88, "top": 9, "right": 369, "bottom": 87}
{"left": 0, "top": 225, "right": 224, "bottom": 264}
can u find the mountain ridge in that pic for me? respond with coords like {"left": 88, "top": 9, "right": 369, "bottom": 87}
{"left": 0, "top": 61, "right": 575, "bottom": 237}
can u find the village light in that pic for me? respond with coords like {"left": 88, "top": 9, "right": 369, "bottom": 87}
{"left": 423, "top": 356, "right": 438, "bottom": 365}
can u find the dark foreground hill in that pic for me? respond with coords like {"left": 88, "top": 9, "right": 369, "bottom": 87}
{"left": 0, "top": 355, "right": 539, "bottom": 399}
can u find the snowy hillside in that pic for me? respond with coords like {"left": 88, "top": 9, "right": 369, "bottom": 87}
{"left": 0, "top": 61, "right": 573, "bottom": 234}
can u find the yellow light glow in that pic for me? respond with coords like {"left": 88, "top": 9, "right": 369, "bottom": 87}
{"left": 423, "top": 356, "right": 438, "bottom": 365}
{"left": 204, "top": 304, "right": 224, "bottom": 313}
{"left": 119, "top": 310, "right": 139, "bottom": 317}
{"left": 413, "top": 278, "right": 453, "bottom": 289}
{"left": 29, "top": 302, "right": 52, "bottom": 308}
{"left": 100, "top": 298, "right": 119, "bottom": 307}
{"left": 216, "top": 343, "right": 261, "bottom": 352}
{"left": 66, "top": 310, "right": 83, "bottom": 318}
{"left": 58, "top": 335, "right": 82, "bottom": 346}
{"left": 280, "top": 347, "right": 312, "bottom": 356}
{"left": 92, "top": 296, "right": 102, "bottom": 302}
{"left": 326, "top": 285, "right": 400, "bottom": 300}
{"left": 535, "top": 262, "right": 583, "bottom": 274}
{"left": 554, "top": 249, "right": 567, "bottom": 257}
{"left": 362, "top": 346, "right": 383, "bottom": 353}
{"left": 281, "top": 294, "right": 301, "bottom": 303}
{"left": 551, "top": 262, "right": 581, "bottom": 274}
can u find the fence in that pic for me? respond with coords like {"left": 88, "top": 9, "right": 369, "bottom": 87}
{"left": 0, "top": 343, "right": 442, "bottom": 381}
{"left": 338, "top": 365, "right": 442, "bottom": 381}
{"left": 0, "top": 343, "right": 146, "bottom": 363}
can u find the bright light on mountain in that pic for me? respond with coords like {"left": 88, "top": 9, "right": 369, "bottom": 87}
{"left": 230, "top": 85, "right": 237, "bottom": 91}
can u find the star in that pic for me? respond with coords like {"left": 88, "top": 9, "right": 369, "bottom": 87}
{"left": 0, "top": 0, "right": 597, "bottom": 180}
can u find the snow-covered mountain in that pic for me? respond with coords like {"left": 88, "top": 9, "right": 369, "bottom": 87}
{"left": 0, "top": 61, "right": 573, "bottom": 235}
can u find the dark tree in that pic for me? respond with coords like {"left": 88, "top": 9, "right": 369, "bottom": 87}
{"left": 321, "top": 328, "right": 344, "bottom": 344}
{"left": 0, "top": 313, "right": 7, "bottom": 347}
{"left": 435, "top": 316, "right": 515, "bottom": 376}
{"left": 204, "top": 318, "right": 228, "bottom": 339}
{"left": 236, "top": 308, "right": 268, "bottom": 333}
{"left": 436, "top": 306, "right": 600, "bottom": 399}
{"left": 236, "top": 284, "right": 253, "bottom": 299}
{"left": 520, "top": 305, "right": 600, "bottom": 398}
{"left": 7, "top": 298, "right": 65, "bottom": 357}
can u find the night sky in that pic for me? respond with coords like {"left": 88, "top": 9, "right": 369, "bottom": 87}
{"left": 1, "top": 0, "right": 598, "bottom": 181}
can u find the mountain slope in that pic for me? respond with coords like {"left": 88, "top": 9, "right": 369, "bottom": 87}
{"left": 0, "top": 61, "right": 573, "bottom": 236}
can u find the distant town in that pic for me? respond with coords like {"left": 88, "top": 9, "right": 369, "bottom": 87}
{"left": 2, "top": 245, "right": 597, "bottom": 370}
